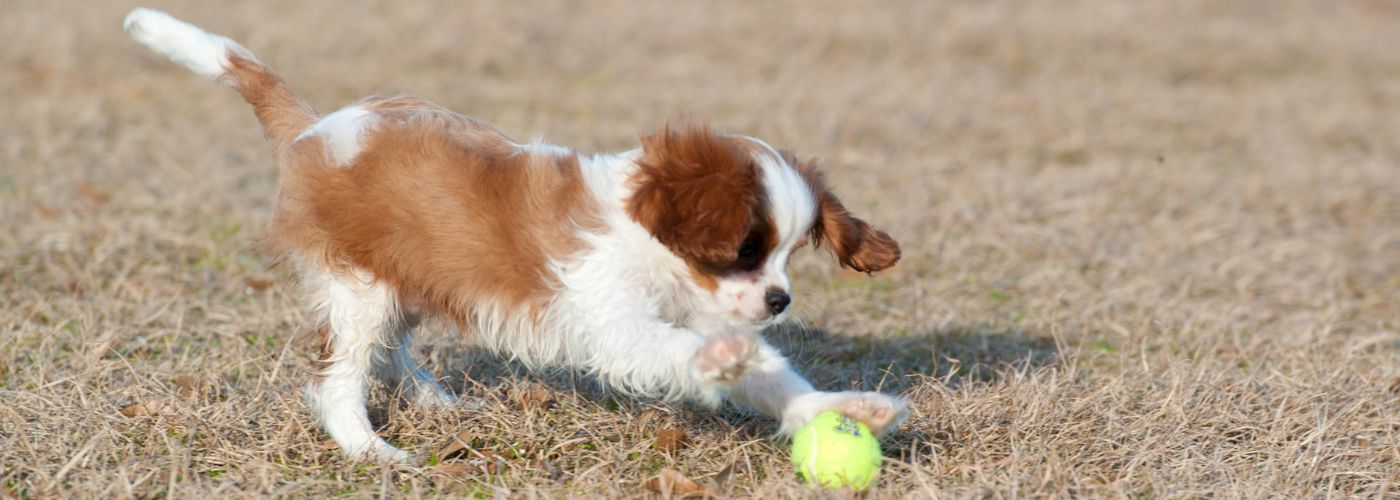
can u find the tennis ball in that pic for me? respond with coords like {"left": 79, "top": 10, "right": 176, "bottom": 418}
{"left": 791, "top": 411, "right": 882, "bottom": 491}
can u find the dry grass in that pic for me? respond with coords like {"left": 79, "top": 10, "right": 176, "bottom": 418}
{"left": 3, "top": 0, "right": 1399, "bottom": 497}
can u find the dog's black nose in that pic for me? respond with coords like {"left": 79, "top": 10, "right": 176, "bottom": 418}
{"left": 765, "top": 290, "right": 791, "bottom": 315}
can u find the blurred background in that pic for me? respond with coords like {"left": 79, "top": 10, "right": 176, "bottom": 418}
{"left": 2, "top": 0, "right": 1397, "bottom": 497}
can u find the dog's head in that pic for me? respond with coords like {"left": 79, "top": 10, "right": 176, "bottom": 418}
{"left": 627, "top": 126, "right": 900, "bottom": 328}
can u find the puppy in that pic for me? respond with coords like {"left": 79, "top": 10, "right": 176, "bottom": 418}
{"left": 124, "top": 7, "right": 906, "bottom": 462}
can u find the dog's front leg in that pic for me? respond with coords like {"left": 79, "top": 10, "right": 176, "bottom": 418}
{"left": 565, "top": 311, "right": 767, "bottom": 407}
{"left": 725, "top": 339, "right": 908, "bottom": 437}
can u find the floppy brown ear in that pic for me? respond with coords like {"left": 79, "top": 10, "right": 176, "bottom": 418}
{"left": 797, "top": 159, "right": 901, "bottom": 273}
{"left": 626, "top": 126, "right": 762, "bottom": 265}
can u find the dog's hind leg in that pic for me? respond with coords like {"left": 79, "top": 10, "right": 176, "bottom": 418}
{"left": 302, "top": 267, "right": 410, "bottom": 462}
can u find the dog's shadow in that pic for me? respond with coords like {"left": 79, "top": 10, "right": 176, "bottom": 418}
{"left": 415, "top": 321, "right": 1058, "bottom": 449}
{"left": 763, "top": 322, "right": 1058, "bottom": 392}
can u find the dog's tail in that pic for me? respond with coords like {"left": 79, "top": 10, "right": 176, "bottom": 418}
{"left": 124, "top": 8, "right": 317, "bottom": 151}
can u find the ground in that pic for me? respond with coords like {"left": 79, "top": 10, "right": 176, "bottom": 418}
{"left": 2, "top": 0, "right": 1398, "bottom": 497}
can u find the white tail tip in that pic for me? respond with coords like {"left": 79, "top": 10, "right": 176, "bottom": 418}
{"left": 123, "top": 7, "right": 250, "bottom": 79}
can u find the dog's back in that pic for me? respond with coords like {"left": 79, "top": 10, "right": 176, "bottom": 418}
{"left": 270, "top": 96, "right": 602, "bottom": 324}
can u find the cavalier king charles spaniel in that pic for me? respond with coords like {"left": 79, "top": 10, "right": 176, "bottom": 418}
{"left": 125, "top": 7, "right": 906, "bottom": 462}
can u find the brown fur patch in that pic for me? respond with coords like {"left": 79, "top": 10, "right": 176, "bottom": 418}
{"left": 224, "top": 55, "right": 318, "bottom": 151}
{"left": 265, "top": 96, "right": 601, "bottom": 326}
{"left": 299, "top": 325, "right": 333, "bottom": 383}
{"left": 688, "top": 265, "right": 720, "bottom": 292}
{"left": 788, "top": 152, "right": 901, "bottom": 273}
{"left": 626, "top": 126, "right": 776, "bottom": 278}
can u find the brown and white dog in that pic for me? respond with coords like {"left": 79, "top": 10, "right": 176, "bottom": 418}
{"left": 124, "top": 7, "right": 906, "bottom": 462}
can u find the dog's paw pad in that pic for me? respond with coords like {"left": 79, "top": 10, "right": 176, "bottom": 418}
{"left": 692, "top": 331, "right": 759, "bottom": 384}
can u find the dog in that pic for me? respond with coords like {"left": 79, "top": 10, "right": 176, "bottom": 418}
{"left": 124, "top": 7, "right": 907, "bottom": 462}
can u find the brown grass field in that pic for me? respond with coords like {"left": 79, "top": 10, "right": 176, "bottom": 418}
{"left": 3, "top": 0, "right": 1399, "bottom": 497}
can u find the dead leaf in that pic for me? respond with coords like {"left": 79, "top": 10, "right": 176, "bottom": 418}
{"left": 711, "top": 462, "right": 734, "bottom": 490}
{"left": 118, "top": 400, "right": 166, "bottom": 417}
{"left": 438, "top": 430, "right": 474, "bottom": 460}
{"left": 645, "top": 468, "right": 719, "bottom": 498}
{"left": 33, "top": 204, "right": 58, "bottom": 219}
{"left": 173, "top": 375, "right": 200, "bottom": 394}
{"left": 174, "top": 375, "right": 224, "bottom": 402}
{"left": 435, "top": 439, "right": 506, "bottom": 475}
{"left": 319, "top": 439, "right": 340, "bottom": 450}
{"left": 245, "top": 274, "right": 276, "bottom": 291}
{"left": 654, "top": 428, "right": 690, "bottom": 452}
{"left": 428, "top": 462, "right": 477, "bottom": 478}
{"left": 512, "top": 386, "right": 552, "bottom": 411}
{"left": 478, "top": 450, "right": 503, "bottom": 474}
{"left": 74, "top": 182, "right": 112, "bottom": 205}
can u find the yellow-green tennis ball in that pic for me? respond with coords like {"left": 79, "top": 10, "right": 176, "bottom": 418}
{"left": 791, "top": 411, "right": 882, "bottom": 491}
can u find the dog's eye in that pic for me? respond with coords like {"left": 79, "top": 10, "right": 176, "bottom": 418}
{"left": 730, "top": 228, "right": 770, "bottom": 272}
{"left": 738, "top": 241, "right": 757, "bottom": 259}
{"left": 737, "top": 240, "right": 759, "bottom": 260}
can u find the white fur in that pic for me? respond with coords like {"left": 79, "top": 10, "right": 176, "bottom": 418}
{"left": 295, "top": 106, "right": 379, "bottom": 167}
{"left": 300, "top": 265, "right": 408, "bottom": 463}
{"left": 123, "top": 8, "right": 252, "bottom": 79}
{"left": 516, "top": 136, "right": 574, "bottom": 157}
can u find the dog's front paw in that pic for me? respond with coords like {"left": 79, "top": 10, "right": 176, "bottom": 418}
{"left": 691, "top": 330, "right": 760, "bottom": 384}
{"left": 784, "top": 391, "right": 909, "bottom": 437}
{"left": 837, "top": 392, "right": 908, "bottom": 436}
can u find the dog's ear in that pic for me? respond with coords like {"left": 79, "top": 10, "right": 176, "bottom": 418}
{"left": 627, "top": 126, "right": 762, "bottom": 266}
{"left": 794, "top": 157, "right": 900, "bottom": 273}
